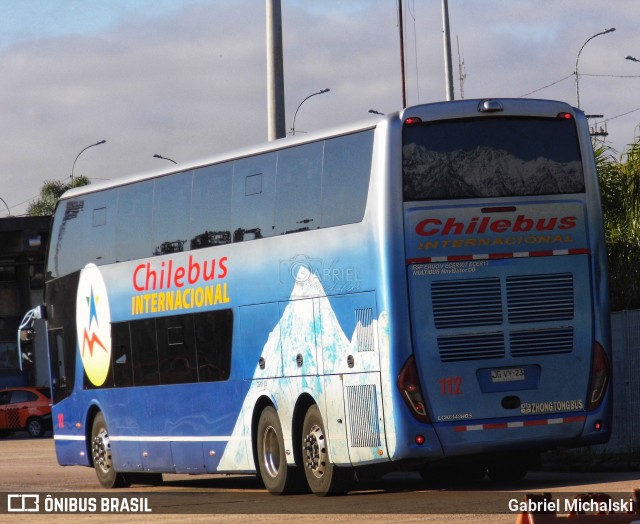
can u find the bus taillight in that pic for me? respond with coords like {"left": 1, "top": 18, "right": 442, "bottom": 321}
{"left": 587, "top": 342, "right": 610, "bottom": 411}
{"left": 397, "top": 355, "right": 431, "bottom": 423}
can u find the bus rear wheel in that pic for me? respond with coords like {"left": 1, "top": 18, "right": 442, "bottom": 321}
{"left": 302, "top": 404, "right": 352, "bottom": 496}
{"left": 91, "top": 412, "right": 130, "bottom": 488}
{"left": 256, "top": 406, "right": 304, "bottom": 495}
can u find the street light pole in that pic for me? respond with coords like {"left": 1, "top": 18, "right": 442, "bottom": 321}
{"left": 0, "top": 196, "right": 11, "bottom": 217}
{"left": 290, "top": 88, "right": 330, "bottom": 135}
{"left": 575, "top": 28, "right": 616, "bottom": 109}
{"left": 153, "top": 154, "right": 177, "bottom": 164}
{"left": 71, "top": 140, "right": 106, "bottom": 181}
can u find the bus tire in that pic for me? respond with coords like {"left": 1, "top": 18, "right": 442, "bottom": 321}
{"left": 256, "top": 406, "right": 304, "bottom": 495}
{"left": 91, "top": 412, "right": 130, "bottom": 488}
{"left": 302, "top": 404, "right": 352, "bottom": 496}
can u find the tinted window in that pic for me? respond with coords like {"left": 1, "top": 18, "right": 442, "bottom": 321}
{"left": 232, "top": 153, "right": 277, "bottom": 241}
{"left": 154, "top": 172, "right": 192, "bottom": 256}
{"left": 85, "top": 191, "right": 117, "bottom": 267}
{"left": 111, "top": 322, "right": 133, "bottom": 388}
{"left": 190, "top": 163, "right": 233, "bottom": 249}
{"left": 116, "top": 181, "right": 154, "bottom": 262}
{"left": 194, "top": 309, "right": 233, "bottom": 382}
{"left": 321, "top": 131, "right": 373, "bottom": 227}
{"left": 274, "top": 141, "right": 323, "bottom": 235}
{"left": 47, "top": 199, "right": 86, "bottom": 278}
{"left": 131, "top": 318, "right": 159, "bottom": 386}
{"left": 403, "top": 116, "right": 585, "bottom": 200}
{"left": 157, "top": 315, "right": 198, "bottom": 385}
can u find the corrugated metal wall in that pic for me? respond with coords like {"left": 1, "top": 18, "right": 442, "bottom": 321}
{"left": 595, "top": 309, "right": 640, "bottom": 454}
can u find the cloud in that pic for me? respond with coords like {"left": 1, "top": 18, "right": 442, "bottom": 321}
{"left": 1, "top": 0, "right": 639, "bottom": 215}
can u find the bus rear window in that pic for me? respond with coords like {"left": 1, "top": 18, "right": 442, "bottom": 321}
{"left": 403, "top": 116, "right": 585, "bottom": 200}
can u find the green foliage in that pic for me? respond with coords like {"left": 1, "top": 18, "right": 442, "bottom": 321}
{"left": 27, "top": 176, "right": 90, "bottom": 216}
{"left": 594, "top": 135, "right": 640, "bottom": 311}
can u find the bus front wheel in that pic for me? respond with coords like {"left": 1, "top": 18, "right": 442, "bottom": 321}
{"left": 91, "top": 412, "right": 130, "bottom": 488}
{"left": 256, "top": 406, "right": 304, "bottom": 495}
{"left": 302, "top": 404, "right": 352, "bottom": 496}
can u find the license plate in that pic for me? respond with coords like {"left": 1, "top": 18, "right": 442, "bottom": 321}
{"left": 491, "top": 367, "right": 525, "bottom": 383}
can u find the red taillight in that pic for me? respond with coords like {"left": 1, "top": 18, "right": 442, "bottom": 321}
{"left": 404, "top": 116, "right": 423, "bottom": 126}
{"left": 557, "top": 112, "right": 573, "bottom": 120}
{"left": 587, "top": 342, "right": 610, "bottom": 411}
{"left": 397, "top": 355, "right": 430, "bottom": 423}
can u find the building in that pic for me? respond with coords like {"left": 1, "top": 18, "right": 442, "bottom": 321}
{"left": 0, "top": 216, "right": 51, "bottom": 388}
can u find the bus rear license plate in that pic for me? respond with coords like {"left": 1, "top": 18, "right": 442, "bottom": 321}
{"left": 491, "top": 367, "right": 525, "bottom": 383}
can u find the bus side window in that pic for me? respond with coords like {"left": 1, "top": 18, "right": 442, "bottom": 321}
{"left": 194, "top": 310, "right": 232, "bottom": 382}
{"left": 111, "top": 322, "right": 134, "bottom": 388}
{"left": 157, "top": 315, "right": 198, "bottom": 385}
{"left": 321, "top": 130, "right": 373, "bottom": 228}
{"left": 231, "top": 152, "right": 277, "bottom": 242}
{"left": 131, "top": 318, "right": 160, "bottom": 386}
{"left": 274, "top": 142, "right": 322, "bottom": 236}
{"left": 153, "top": 171, "right": 192, "bottom": 256}
{"left": 190, "top": 163, "right": 233, "bottom": 249}
{"left": 115, "top": 180, "right": 154, "bottom": 262}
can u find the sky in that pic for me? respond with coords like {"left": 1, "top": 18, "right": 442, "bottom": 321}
{"left": 1, "top": 0, "right": 639, "bottom": 216}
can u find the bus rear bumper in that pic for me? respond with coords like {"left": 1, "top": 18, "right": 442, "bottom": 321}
{"left": 432, "top": 412, "right": 609, "bottom": 458}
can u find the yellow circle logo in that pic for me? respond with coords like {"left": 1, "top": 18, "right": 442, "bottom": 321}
{"left": 76, "top": 264, "right": 112, "bottom": 386}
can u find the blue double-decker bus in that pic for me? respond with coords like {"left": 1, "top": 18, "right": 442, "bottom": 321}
{"left": 41, "top": 98, "right": 611, "bottom": 495}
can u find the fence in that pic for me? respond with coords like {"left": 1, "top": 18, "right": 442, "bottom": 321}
{"left": 595, "top": 309, "right": 640, "bottom": 454}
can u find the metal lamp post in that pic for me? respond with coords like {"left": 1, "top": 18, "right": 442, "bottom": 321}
{"left": 153, "top": 154, "right": 177, "bottom": 164}
{"left": 71, "top": 140, "right": 106, "bottom": 181}
{"left": 575, "top": 28, "right": 616, "bottom": 109}
{"left": 290, "top": 89, "right": 330, "bottom": 136}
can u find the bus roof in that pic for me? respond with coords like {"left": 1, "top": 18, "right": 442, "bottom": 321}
{"left": 58, "top": 115, "right": 384, "bottom": 202}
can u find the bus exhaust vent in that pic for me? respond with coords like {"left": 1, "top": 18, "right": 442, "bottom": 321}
{"left": 507, "top": 273, "right": 574, "bottom": 324}
{"left": 438, "top": 332, "right": 505, "bottom": 362}
{"left": 431, "top": 278, "right": 502, "bottom": 328}
{"left": 346, "top": 384, "right": 381, "bottom": 447}
{"left": 355, "top": 308, "right": 375, "bottom": 352}
{"left": 510, "top": 327, "right": 574, "bottom": 356}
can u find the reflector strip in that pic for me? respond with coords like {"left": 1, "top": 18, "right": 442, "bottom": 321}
{"left": 407, "top": 248, "right": 590, "bottom": 265}
{"left": 453, "top": 415, "right": 586, "bottom": 432}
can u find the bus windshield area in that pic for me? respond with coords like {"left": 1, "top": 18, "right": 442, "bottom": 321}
{"left": 403, "top": 116, "right": 585, "bottom": 201}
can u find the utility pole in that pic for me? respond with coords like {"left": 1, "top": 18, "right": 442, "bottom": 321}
{"left": 397, "top": 1, "right": 407, "bottom": 108}
{"left": 441, "top": 0, "right": 454, "bottom": 101}
{"left": 266, "top": 0, "right": 286, "bottom": 140}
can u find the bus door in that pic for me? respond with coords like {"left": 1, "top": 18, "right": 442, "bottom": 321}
{"left": 318, "top": 292, "right": 389, "bottom": 464}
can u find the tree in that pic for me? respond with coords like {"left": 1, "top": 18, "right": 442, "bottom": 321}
{"left": 27, "top": 176, "right": 90, "bottom": 216}
{"left": 594, "top": 134, "right": 640, "bottom": 311}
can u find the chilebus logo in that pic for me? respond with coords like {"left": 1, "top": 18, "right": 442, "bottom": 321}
{"left": 76, "top": 264, "right": 112, "bottom": 386}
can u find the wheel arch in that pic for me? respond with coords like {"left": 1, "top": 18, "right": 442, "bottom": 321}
{"left": 85, "top": 404, "right": 102, "bottom": 466}
{"left": 250, "top": 394, "right": 276, "bottom": 472}
{"left": 291, "top": 392, "right": 317, "bottom": 467}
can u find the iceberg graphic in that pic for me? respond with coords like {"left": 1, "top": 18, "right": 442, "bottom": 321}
{"left": 218, "top": 266, "right": 387, "bottom": 470}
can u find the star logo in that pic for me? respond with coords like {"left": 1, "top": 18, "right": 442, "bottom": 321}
{"left": 76, "top": 264, "right": 112, "bottom": 386}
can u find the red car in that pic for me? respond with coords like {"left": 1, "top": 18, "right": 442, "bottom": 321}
{"left": 0, "top": 387, "right": 52, "bottom": 438}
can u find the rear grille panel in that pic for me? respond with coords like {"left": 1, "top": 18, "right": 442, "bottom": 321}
{"left": 507, "top": 273, "right": 574, "bottom": 323}
{"left": 438, "top": 332, "right": 505, "bottom": 362}
{"left": 431, "top": 273, "right": 576, "bottom": 362}
{"left": 431, "top": 278, "right": 502, "bottom": 328}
